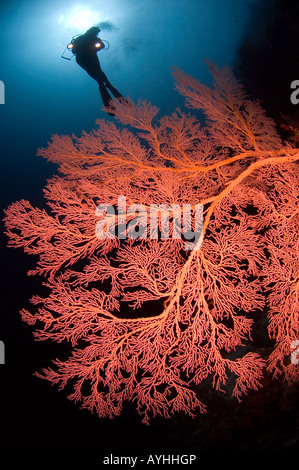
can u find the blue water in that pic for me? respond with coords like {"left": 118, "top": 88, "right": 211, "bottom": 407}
{"left": 0, "top": 0, "right": 250, "bottom": 203}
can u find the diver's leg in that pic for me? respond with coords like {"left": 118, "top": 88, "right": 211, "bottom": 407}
{"left": 98, "top": 81, "right": 117, "bottom": 116}
{"left": 95, "top": 70, "right": 123, "bottom": 107}
{"left": 98, "top": 71, "right": 124, "bottom": 99}
{"left": 104, "top": 79, "right": 123, "bottom": 98}
{"left": 106, "top": 83, "right": 123, "bottom": 99}
{"left": 76, "top": 55, "right": 107, "bottom": 86}
{"left": 82, "top": 60, "right": 124, "bottom": 101}
{"left": 75, "top": 56, "right": 119, "bottom": 114}
{"left": 98, "top": 82, "right": 113, "bottom": 108}
{"left": 76, "top": 57, "right": 111, "bottom": 106}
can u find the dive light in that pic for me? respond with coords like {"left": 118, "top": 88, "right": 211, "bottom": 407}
{"left": 61, "top": 35, "right": 109, "bottom": 60}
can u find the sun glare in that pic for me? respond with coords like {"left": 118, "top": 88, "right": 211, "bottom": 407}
{"left": 59, "top": 5, "right": 101, "bottom": 31}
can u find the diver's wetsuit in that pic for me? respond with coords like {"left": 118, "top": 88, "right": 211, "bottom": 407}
{"left": 72, "top": 27, "right": 123, "bottom": 109}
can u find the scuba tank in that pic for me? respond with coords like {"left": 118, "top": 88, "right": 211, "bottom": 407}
{"left": 61, "top": 34, "right": 109, "bottom": 60}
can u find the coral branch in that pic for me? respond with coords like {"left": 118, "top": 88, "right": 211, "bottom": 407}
{"left": 4, "top": 61, "right": 299, "bottom": 423}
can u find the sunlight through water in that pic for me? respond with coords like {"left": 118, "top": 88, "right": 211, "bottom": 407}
{"left": 59, "top": 5, "right": 101, "bottom": 30}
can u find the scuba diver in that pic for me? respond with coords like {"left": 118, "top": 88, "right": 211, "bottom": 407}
{"left": 67, "top": 26, "right": 124, "bottom": 112}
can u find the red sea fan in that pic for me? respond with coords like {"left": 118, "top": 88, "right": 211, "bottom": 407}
{"left": 4, "top": 61, "right": 299, "bottom": 424}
